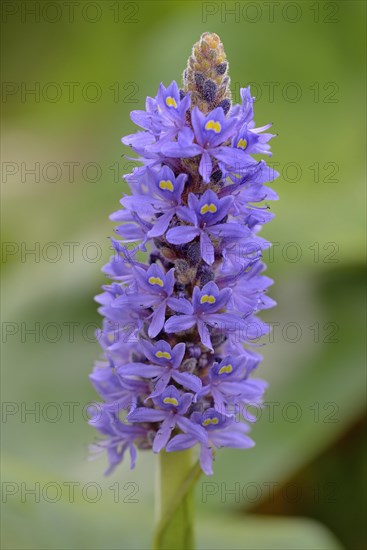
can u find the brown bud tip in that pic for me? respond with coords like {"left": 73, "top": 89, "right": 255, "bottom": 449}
{"left": 183, "top": 33, "right": 231, "bottom": 114}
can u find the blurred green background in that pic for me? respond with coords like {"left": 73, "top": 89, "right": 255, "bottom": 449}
{"left": 1, "top": 1, "right": 366, "bottom": 548}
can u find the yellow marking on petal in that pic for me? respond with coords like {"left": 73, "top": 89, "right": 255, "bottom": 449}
{"left": 200, "top": 203, "right": 217, "bottom": 215}
{"left": 159, "top": 179, "right": 174, "bottom": 192}
{"left": 218, "top": 364, "right": 233, "bottom": 375}
{"left": 165, "top": 96, "right": 177, "bottom": 108}
{"left": 237, "top": 138, "right": 248, "bottom": 150}
{"left": 200, "top": 294, "right": 216, "bottom": 304}
{"left": 163, "top": 397, "right": 178, "bottom": 406}
{"left": 148, "top": 276, "right": 164, "bottom": 287}
{"left": 202, "top": 417, "right": 219, "bottom": 426}
{"left": 205, "top": 120, "right": 222, "bottom": 133}
{"left": 156, "top": 351, "right": 171, "bottom": 360}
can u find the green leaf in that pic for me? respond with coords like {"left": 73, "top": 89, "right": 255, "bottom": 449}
{"left": 197, "top": 514, "right": 343, "bottom": 549}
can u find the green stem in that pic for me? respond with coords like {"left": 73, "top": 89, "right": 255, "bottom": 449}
{"left": 152, "top": 449, "right": 201, "bottom": 550}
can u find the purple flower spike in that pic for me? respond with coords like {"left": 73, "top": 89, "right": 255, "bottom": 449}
{"left": 90, "top": 33, "right": 278, "bottom": 475}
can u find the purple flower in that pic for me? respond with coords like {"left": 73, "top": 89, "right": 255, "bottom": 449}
{"left": 164, "top": 281, "right": 247, "bottom": 351}
{"left": 230, "top": 87, "right": 255, "bottom": 127}
{"left": 155, "top": 81, "right": 191, "bottom": 133}
{"left": 162, "top": 106, "right": 248, "bottom": 182}
{"left": 111, "top": 208, "right": 152, "bottom": 250}
{"left": 121, "top": 165, "right": 188, "bottom": 238}
{"left": 113, "top": 263, "right": 177, "bottom": 338}
{"left": 232, "top": 123, "right": 275, "bottom": 157}
{"left": 166, "top": 409, "right": 254, "bottom": 475}
{"left": 89, "top": 407, "right": 150, "bottom": 474}
{"left": 124, "top": 81, "right": 191, "bottom": 150}
{"left": 127, "top": 386, "right": 206, "bottom": 452}
{"left": 197, "top": 355, "right": 267, "bottom": 413}
{"left": 166, "top": 189, "right": 250, "bottom": 264}
{"left": 117, "top": 340, "right": 202, "bottom": 397}
{"left": 90, "top": 359, "right": 149, "bottom": 414}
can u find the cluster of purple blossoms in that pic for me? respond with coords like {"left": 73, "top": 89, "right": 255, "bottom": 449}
{"left": 89, "top": 33, "right": 278, "bottom": 475}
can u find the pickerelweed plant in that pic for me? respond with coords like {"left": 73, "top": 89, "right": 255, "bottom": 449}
{"left": 89, "top": 33, "right": 278, "bottom": 549}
